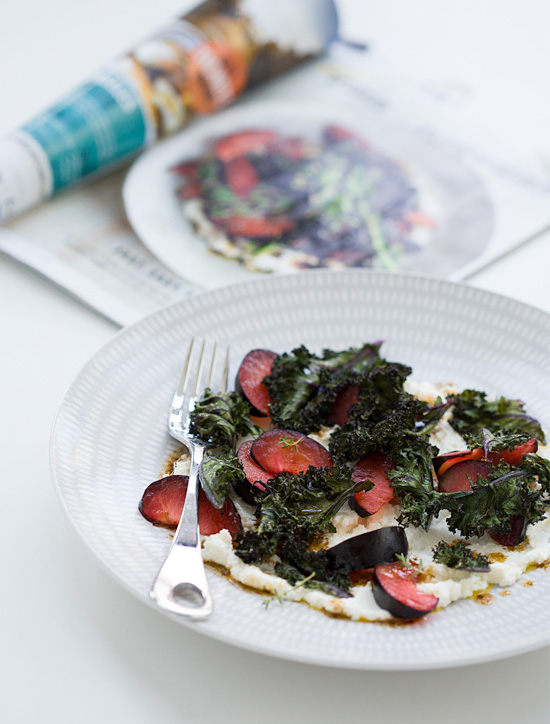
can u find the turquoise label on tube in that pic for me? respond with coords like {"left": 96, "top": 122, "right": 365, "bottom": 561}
{"left": 22, "top": 69, "right": 148, "bottom": 191}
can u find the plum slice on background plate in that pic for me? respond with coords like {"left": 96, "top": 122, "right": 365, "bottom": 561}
{"left": 373, "top": 561, "right": 439, "bottom": 620}
{"left": 251, "top": 429, "right": 333, "bottom": 475}
{"left": 326, "top": 526, "right": 408, "bottom": 572}
{"left": 350, "top": 452, "right": 395, "bottom": 516}
{"left": 236, "top": 348, "right": 278, "bottom": 416}
{"left": 139, "top": 475, "right": 242, "bottom": 537}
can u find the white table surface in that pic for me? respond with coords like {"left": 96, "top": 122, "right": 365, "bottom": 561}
{"left": 1, "top": 2, "right": 549, "bottom": 723}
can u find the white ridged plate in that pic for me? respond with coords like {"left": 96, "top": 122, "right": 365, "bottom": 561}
{"left": 50, "top": 270, "right": 550, "bottom": 669}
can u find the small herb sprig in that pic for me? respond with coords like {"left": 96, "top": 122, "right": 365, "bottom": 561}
{"left": 262, "top": 572, "right": 316, "bottom": 608}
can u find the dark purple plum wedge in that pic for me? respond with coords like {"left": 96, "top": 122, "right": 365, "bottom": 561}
{"left": 373, "top": 562, "right": 439, "bottom": 620}
{"left": 489, "top": 514, "right": 528, "bottom": 547}
{"left": 236, "top": 349, "right": 278, "bottom": 416}
{"left": 326, "top": 526, "right": 408, "bottom": 572}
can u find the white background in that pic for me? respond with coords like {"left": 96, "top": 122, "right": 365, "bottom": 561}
{"left": 0, "top": 1, "right": 549, "bottom": 723}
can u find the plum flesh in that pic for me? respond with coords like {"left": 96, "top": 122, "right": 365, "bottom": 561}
{"left": 139, "top": 475, "right": 242, "bottom": 537}
{"left": 373, "top": 561, "right": 439, "bottom": 619}
{"left": 251, "top": 429, "right": 333, "bottom": 475}
{"left": 236, "top": 349, "right": 278, "bottom": 416}
{"left": 350, "top": 452, "right": 395, "bottom": 516}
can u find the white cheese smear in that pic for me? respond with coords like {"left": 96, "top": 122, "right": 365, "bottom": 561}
{"left": 171, "top": 381, "right": 550, "bottom": 621}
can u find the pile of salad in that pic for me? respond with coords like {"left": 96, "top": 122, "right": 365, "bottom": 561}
{"left": 170, "top": 127, "right": 434, "bottom": 272}
{"left": 140, "top": 343, "right": 550, "bottom": 621}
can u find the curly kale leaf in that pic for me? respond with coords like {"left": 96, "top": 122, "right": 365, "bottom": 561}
{"left": 235, "top": 464, "right": 359, "bottom": 593}
{"left": 274, "top": 547, "right": 353, "bottom": 597}
{"left": 432, "top": 541, "right": 490, "bottom": 571}
{"left": 329, "top": 362, "right": 435, "bottom": 463}
{"left": 190, "top": 389, "right": 262, "bottom": 452}
{"left": 264, "top": 343, "right": 383, "bottom": 433}
{"left": 442, "top": 463, "right": 548, "bottom": 539}
{"left": 518, "top": 453, "right": 550, "bottom": 496}
{"left": 199, "top": 450, "right": 246, "bottom": 509}
{"left": 450, "top": 389, "right": 546, "bottom": 442}
{"left": 464, "top": 428, "right": 533, "bottom": 456}
{"left": 387, "top": 448, "right": 440, "bottom": 530}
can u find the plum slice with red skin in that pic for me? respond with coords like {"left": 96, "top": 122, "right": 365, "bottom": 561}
{"left": 489, "top": 515, "right": 528, "bottom": 547}
{"left": 373, "top": 562, "right": 439, "bottom": 619}
{"left": 214, "top": 130, "right": 279, "bottom": 162}
{"left": 214, "top": 214, "right": 295, "bottom": 238}
{"left": 234, "top": 440, "right": 271, "bottom": 504}
{"left": 328, "top": 384, "right": 359, "bottom": 426}
{"left": 251, "top": 429, "right": 333, "bottom": 476}
{"left": 236, "top": 349, "right": 278, "bottom": 416}
{"left": 326, "top": 526, "right": 408, "bottom": 572}
{"left": 350, "top": 452, "right": 395, "bottom": 517}
{"left": 139, "top": 475, "right": 242, "bottom": 537}
{"left": 433, "top": 450, "right": 476, "bottom": 476}
{"left": 486, "top": 438, "right": 538, "bottom": 466}
{"left": 437, "top": 459, "right": 492, "bottom": 493}
{"left": 434, "top": 438, "right": 538, "bottom": 478}
{"left": 224, "top": 157, "right": 258, "bottom": 197}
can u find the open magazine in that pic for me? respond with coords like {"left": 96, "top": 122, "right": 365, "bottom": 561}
{"left": 1, "top": 36, "right": 548, "bottom": 326}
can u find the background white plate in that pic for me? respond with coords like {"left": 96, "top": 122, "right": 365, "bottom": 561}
{"left": 123, "top": 99, "right": 494, "bottom": 288}
{"left": 50, "top": 270, "right": 550, "bottom": 669}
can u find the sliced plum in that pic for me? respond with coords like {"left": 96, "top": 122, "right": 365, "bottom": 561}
{"left": 487, "top": 438, "right": 538, "bottom": 466}
{"left": 250, "top": 429, "right": 333, "bottom": 476}
{"left": 436, "top": 449, "right": 484, "bottom": 478}
{"left": 326, "top": 526, "right": 408, "bottom": 572}
{"left": 224, "top": 157, "right": 258, "bottom": 197}
{"left": 489, "top": 515, "right": 528, "bottom": 547}
{"left": 438, "top": 459, "right": 492, "bottom": 493}
{"left": 328, "top": 384, "right": 359, "bottom": 426}
{"left": 139, "top": 475, "right": 242, "bottom": 537}
{"left": 214, "top": 130, "right": 279, "bottom": 162}
{"left": 234, "top": 440, "right": 271, "bottom": 504}
{"left": 236, "top": 349, "right": 278, "bottom": 416}
{"left": 433, "top": 450, "right": 473, "bottom": 476}
{"left": 215, "top": 214, "right": 295, "bottom": 238}
{"left": 350, "top": 452, "right": 395, "bottom": 517}
{"left": 373, "top": 562, "right": 439, "bottom": 619}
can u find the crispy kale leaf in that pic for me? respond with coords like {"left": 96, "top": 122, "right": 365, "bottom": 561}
{"left": 190, "top": 389, "right": 262, "bottom": 452}
{"left": 329, "top": 362, "right": 426, "bottom": 462}
{"left": 464, "top": 428, "right": 533, "bottom": 456}
{"left": 432, "top": 541, "right": 489, "bottom": 571}
{"left": 450, "top": 389, "right": 546, "bottom": 442}
{"left": 264, "top": 343, "right": 383, "bottom": 433}
{"left": 235, "top": 464, "right": 359, "bottom": 595}
{"left": 199, "top": 450, "right": 246, "bottom": 509}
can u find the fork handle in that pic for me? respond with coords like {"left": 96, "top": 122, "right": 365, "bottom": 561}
{"left": 150, "top": 444, "right": 213, "bottom": 619}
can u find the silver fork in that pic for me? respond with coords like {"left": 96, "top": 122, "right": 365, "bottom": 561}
{"left": 150, "top": 338, "right": 230, "bottom": 620}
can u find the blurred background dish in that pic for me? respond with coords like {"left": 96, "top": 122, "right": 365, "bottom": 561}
{"left": 123, "top": 99, "right": 494, "bottom": 288}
